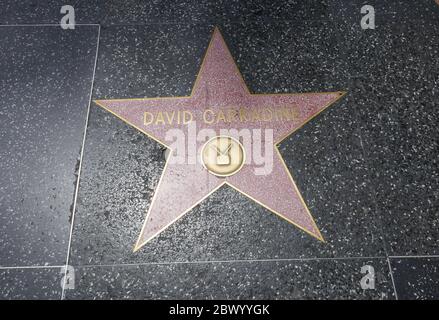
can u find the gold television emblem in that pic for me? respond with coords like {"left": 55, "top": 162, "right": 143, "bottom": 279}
{"left": 201, "top": 136, "right": 245, "bottom": 177}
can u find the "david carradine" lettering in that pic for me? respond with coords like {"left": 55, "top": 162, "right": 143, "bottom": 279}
{"left": 143, "top": 106, "right": 299, "bottom": 126}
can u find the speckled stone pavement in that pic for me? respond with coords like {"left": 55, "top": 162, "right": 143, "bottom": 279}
{"left": 0, "top": 0, "right": 438, "bottom": 300}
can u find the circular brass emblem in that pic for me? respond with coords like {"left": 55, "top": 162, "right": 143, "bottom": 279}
{"left": 201, "top": 135, "right": 245, "bottom": 177}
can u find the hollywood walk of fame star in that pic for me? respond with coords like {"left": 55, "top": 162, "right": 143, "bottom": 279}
{"left": 95, "top": 27, "right": 346, "bottom": 252}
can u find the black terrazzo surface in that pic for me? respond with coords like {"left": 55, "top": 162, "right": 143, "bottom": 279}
{"left": 391, "top": 258, "right": 439, "bottom": 300}
{"left": 1, "top": 1, "right": 438, "bottom": 300}
{"left": 0, "top": 267, "right": 62, "bottom": 300}
{"left": 0, "top": 26, "right": 98, "bottom": 267}
{"left": 65, "top": 258, "right": 394, "bottom": 300}
{"left": 1, "top": 1, "right": 439, "bottom": 25}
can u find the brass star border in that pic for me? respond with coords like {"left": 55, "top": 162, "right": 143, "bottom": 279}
{"left": 94, "top": 27, "right": 346, "bottom": 252}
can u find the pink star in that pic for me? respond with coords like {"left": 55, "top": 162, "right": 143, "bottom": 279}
{"left": 95, "top": 27, "right": 345, "bottom": 252}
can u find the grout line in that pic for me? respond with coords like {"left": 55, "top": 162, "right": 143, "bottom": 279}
{"left": 342, "top": 79, "right": 398, "bottom": 299}
{"left": 389, "top": 255, "right": 439, "bottom": 259}
{"left": 358, "top": 113, "right": 397, "bottom": 299}
{"left": 386, "top": 257, "right": 399, "bottom": 300}
{"left": 0, "top": 23, "right": 100, "bottom": 27}
{"left": 0, "top": 265, "right": 64, "bottom": 270}
{"left": 349, "top": 86, "right": 397, "bottom": 298}
{"left": 60, "top": 24, "right": 101, "bottom": 300}
{"left": 357, "top": 118, "right": 401, "bottom": 300}
{"left": 71, "top": 256, "right": 388, "bottom": 269}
